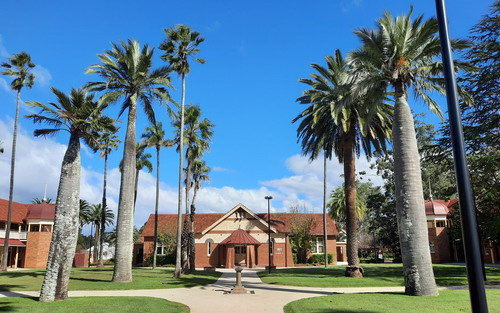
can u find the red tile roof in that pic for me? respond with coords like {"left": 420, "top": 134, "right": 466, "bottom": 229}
{"left": 0, "top": 199, "right": 30, "bottom": 224}
{"left": 0, "top": 238, "right": 25, "bottom": 247}
{"left": 141, "top": 212, "right": 338, "bottom": 237}
{"left": 220, "top": 229, "right": 261, "bottom": 245}
{"left": 425, "top": 200, "right": 458, "bottom": 216}
{"left": 25, "top": 202, "right": 56, "bottom": 220}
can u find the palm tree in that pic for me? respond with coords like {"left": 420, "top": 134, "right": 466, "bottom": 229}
{"left": 31, "top": 198, "right": 53, "bottom": 204}
{"left": 168, "top": 103, "right": 213, "bottom": 272}
{"left": 160, "top": 24, "right": 205, "bottom": 278}
{"left": 87, "top": 203, "right": 115, "bottom": 265}
{"left": 189, "top": 159, "right": 210, "bottom": 272}
{"left": 293, "top": 50, "right": 392, "bottom": 277}
{"left": 350, "top": 9, "right": 471, "bottom": 295}
{"left": 96, "top": 130, "right": 120, "bottom": 267}
{"left": 141, "top": 122, "right": 170, "bottom": 269}
{"left": 26, "top": 87, "right": 114, "bottom": 302}
{"left": 328, "top": 184, "right": 367, "bottom": 221}
{"left": 0, "top": 52, "right": 35, "bottom": 272}
{"left": 120, "top": 143, "right": 153, "bottom": 209}
{"left": 85, "top": 39, "right": 171, "bottom": 282}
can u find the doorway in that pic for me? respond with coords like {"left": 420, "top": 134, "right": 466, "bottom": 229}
{"left": 234, "top": 245, "right": 247, "bottom": 266}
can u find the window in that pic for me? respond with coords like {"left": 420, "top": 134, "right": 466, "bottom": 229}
{"left": 30, "top": 225, "right": 40, "bottom": 232}
{"left": 156, "top": 245, "right": 167, "bottom": 255}
{"left": 10, "top": 223, "right": 19, "bottom": 231}
{"left": 312, "top": 237, "right": 324, "bottom": 254}
{"left": 235, "top": 210, "right": 245, "bottom": 220}
{"left": 436, "top": 221, "right": 446, "bottom": 228}
{"left": 429, "top": 242, "right": 435, "bottom": 254}
{"left": 235, "top": 246, "right": 247, "bottom": 254}
{"left": 41, "top": 225, "right": 52, "bottom": 232}
{"left": 268, "top": 238, "right": 275, "bottom": 255}
{"left": 205, "top": 239, "right": 214, "bottom": 256}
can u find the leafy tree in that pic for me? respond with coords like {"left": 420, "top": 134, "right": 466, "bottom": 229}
{"left": 26, "top": 88, "right": 114, "bottom": 302}
{"left": 86, "top": 39, "right": 171, "bottom": 282}
{"left": 160, "top": 24, "right": 205, "bottom": 279}
{"left": 141, "top": 122, "right": 170, "bottom": 269}
{"left": 351, "top": 8, "right": 471, "bottom": 295}
{"left": 293, "top": 49, "right": 392, "bottom": 277}
{"left": 0, "top": 51, "right": 35, "bottom": 272}
{"left": 95, "top": 129, "right": 120, "bottom": 267}
{"left": 289, "top": 205, "right": 315, "bottom": 264}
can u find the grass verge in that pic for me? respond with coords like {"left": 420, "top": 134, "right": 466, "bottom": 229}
{"left": 284, "top": 289, "right": 500, "bottom": 313}
{"left": 258, "top": 264, "right": 500, "bottom": 288}
{"left": 0, "top": 296, "right": 189, "bottom": 313}
{"left": 0, "top": 267, "right": 221, "bottom": 291}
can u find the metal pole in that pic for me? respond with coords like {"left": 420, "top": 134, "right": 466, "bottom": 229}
{"left": 434, "top": 1, "right": 488, "bottom": 312}
{"left": 265, "top": 196, "right": 273, "bottom": 274}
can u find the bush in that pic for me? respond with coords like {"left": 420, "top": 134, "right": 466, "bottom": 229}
{"left": 310, "top": 253, "right": 334, "bottom": 264}
{"left": 292, "top": 253, "right": 298, "bottom": 264}
{"left": 360, "top": 257, "right": 376, "bottom": 264}
{"left": 392, "top": 257, "right": 402, "bottom": 263}
{"left": 146, "top": 253, "right": 176, "bottom": 267}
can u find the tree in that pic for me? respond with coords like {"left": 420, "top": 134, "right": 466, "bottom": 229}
{"left": 168, "top": 103, "right": 213, "bottom": 272}
{"left": 293, "top": 49, "right": 392, "bottom": 277}
{"left": 86, "top": 203, "right": 115, "bottom": 265}
{"left": 85, "top": 39, "right": 171, "bottom": 282}
{"left": 31, "top": 198, "right": 53, "bottom": 204}
{"left": 350, "top": 8, "right": 471, "bottom": 295}
{"left": 96, "top": 130, "right": 120, "bottom": 267}
{"left": 141, "top": 122, "right": 170, "bottom": 269}
{"left": 133, "top": 143, "right": 153, "bottom": 209}
{"left": 160, "top": 24, "right": 205, "bottom": 278}
{"left": 188, "top": 159, "right": 210, "bottom": 272}
{"left": 26, "top": 87, "right": 113, "bottom": 302}
{"left": 0, "top": 51, "right": 35, "bottom": 272}
{"left": 289, "top": 205, "right": 315, "bottom": 264}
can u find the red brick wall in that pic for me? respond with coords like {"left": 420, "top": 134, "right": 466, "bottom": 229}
{"left": 195, "top": 243, "right": 221, "bottom": 267}
{"left": 428, "top": 227, "right": 451, "bottom": 263}
{"left": 24, "top": 232, "right": 52, "bottom": 268}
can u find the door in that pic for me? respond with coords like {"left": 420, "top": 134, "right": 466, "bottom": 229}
{"left": 234, "top": 245, "right": 247, "bottom": 266}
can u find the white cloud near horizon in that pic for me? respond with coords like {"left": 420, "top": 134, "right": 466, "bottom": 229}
{"left": 0, "top": 119, "right": 384, "bottom": 230}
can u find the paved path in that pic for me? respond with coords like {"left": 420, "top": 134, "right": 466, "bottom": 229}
{"left": 1, "top": 268, "right": 498, "bottom": 313}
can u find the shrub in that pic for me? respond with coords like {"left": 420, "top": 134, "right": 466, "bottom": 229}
{"left": 310, "top": 253, "right": 334, "bottom": 264}
{"left": 392, "top": 257, "right": 402, "bottom": 263}
{"left": 292, "top": 253, "right": 298, "bottom": 264}
{"left": 146, "top": 253, "right": 176, "bottom": 267}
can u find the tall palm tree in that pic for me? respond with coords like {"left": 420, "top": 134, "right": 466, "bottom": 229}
{"left": 85, "top": 39, "right": 171, "bottom": 282}
{"left": 168, "top": 103, "right": 213, "bottom": 272}
{"left": 0, "top": 52, "right": 35, "bottom": 272}
{"left": 189, "top": 159, "right": 210, "bottom": 272}
{"left": 350, "top": 8, "right": 471, "bottom": 295}
{"left": 26, "top": 88, "right": 114, "bottom": 302}
{"left": 141, "top": 122, "right": 170, "bottom": 269}
{"left": 293, "top": 50, "right": 392, "bottom": 277}
{"left": 96, "top": 130, "right": 120, "bottom": 267}
{"left": 160, "top": 24, "right": 205, "bottom": 278}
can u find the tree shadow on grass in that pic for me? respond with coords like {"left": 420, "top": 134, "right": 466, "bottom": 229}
{"left": 0, "top": 297, "right": 38, "bottom": 312}
{"left": 0, "top": 271, "right": 45, "bottom": 278}
{"left": 0, "top": 285, "right": 26, "bottom": 292}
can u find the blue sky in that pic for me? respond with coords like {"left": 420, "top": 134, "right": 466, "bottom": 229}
{"left": 0, "top": 0, "right": 493, "bottom": 229}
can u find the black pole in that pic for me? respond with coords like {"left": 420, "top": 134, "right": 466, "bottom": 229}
{"left": 434, "top": 1, "right": 488, "bottom": 312}
{"left": 265, "top": 196, "right": 273, "bottom": 274}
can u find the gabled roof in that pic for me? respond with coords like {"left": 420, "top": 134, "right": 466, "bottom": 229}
{"left": 201, "top": 203, "right": 278, "bottom": 235}
{"left": 220, "top": 229, "right": 261, "bottom": 245}
{"left": 25, "top": 202, "right": 56, "bottom": 220}
{"left": 0, "top": 199, "right": 30, "bottom": 224}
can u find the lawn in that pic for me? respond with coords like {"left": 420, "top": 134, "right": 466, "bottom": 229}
{"left": 0, "top": 267, "right": 221, "bottom": 292}
{"left": 258, "top": 264, "right": 500, "bottom": 288}
{"left": 0, "top": 296, "right": 189, "bottom": 313}
{"left": 284, "top": 289, "right": 500, "bottom": 313}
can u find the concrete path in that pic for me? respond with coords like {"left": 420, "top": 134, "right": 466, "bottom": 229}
{"left": 1, "top": 268, "right": 497, "bottom": 312}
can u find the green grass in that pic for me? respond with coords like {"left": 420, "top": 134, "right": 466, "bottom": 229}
{"left": 0, "top": 267, "right": 221, "bottom": 292}
{"left": 0, "top": 296, "right": 189, "bottom": 313}
{"left": 258, "top": 264, "right": 500, "bottom": 288}
{"left": 284, "top": 289, "right": 500, "bottom": 313}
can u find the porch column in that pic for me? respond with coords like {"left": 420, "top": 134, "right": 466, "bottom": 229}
{"left": 247, "top": 245, "right": 255, "bottom": 268}
{"left": 14, "top": 247, "right": 19, "bottom": 269}
{"left": 225, "top": 246, "right": 234, "bottom": 268}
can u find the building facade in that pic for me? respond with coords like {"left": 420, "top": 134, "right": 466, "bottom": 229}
{"left": 0, "top": 199, "right": 55, "bottom": 269}
{"left": 136, "top": 203, "right": 339, "bottom": 268}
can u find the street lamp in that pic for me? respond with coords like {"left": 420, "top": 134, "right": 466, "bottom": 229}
{"left": 265, "top": 196, "right": 273, "bottom": 274}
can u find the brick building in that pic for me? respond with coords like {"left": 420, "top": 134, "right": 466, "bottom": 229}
{"left": 135, "top": 203, "right": 339, "bottom": 268}
{"left": 0, "top": 199, "right": 55, "bottom": 269}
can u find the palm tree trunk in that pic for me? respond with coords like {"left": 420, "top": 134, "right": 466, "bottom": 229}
{"left": 112, "top": 99, "right": 137, "bottom": 283}
{"left": 323, "top": 152, "right": 328, "bottom": 268}
{"left": 344, "top": 127, "right": 363, "bottom": 277}
{"left": 98, "top": 152, "right": 109, "bottom": 267}
{"left": 40, "top": 133, "right": 81, "bottom": 302}
{"left": 153, "top": 147, "right": 160, "bottom": 270}
{"left": 174, "top": 74, "right": 186, "bottom": 279}
{"left": 133, "top": 168, "right": 139, "bottom": 211}
{"left": 93, "top": 224, "right": 100, "bottom": 264}
{"left": 182, "top": 163, "right": 191, "bottom": 272}
{"left": 88, "top": 223, "right": 93, "bottom": 267}
{"left": 393, "top": 83, "right": 437, "bottom": 296}
{"left": 190, "top": 186, "right": 199, "bottom": 273}
{"left": 0, "top": 90, "right": 21, "bottom": 272}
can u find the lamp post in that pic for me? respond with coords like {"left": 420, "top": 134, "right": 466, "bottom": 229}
{"left": 265, "top": 196, "right": 273, "bottom": 274}
{"left": 434, "top": 1, "right": 488, "bottom": 312}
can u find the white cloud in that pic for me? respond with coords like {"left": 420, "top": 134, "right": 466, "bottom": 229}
{"left": 211, "top": 166, "right": 235, "bottom": 173}
{"left": 0, "top": 35, "right": 8, "bottom": 58}
{"left": 32, "top": 65, "right": 52, "bottom": 88}
{"left": 0, "top": 78, "right": 11, "bottom": 93}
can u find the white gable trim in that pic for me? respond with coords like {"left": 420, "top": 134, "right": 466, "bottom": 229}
{"left": 200, "top": 203, "right": 278, "bottom": 235}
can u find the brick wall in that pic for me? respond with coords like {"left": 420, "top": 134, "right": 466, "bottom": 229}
{"left": 24, "top": 232, "right": 52, "bottom": 268}
{"left": 428, "top": 227, "right": 451, "bottom": 263}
